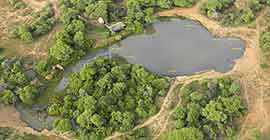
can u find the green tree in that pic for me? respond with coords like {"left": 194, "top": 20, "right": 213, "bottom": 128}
{"left": 168, "top": 127, "right": 204, "bottom": 140}
{"left": 202, "top": 101, "right": 227, "bottom": 123}
{"left": 200, "top": 0, "right": 234, "bottom": 17}
{"left": 49, "top": 40, "right": 74, "bottom": 64}
{"left": 248, "top": 0, "right": 262, "bottom": 12}
{"left": 48, "top": 103, "right": 61, "bottom": 116}
{"left": 91, "top": 114, "right": 104, "bottom": 128}
{"left": 8, "top": 65, "right": 28, "bottom": 86}
{"left": 186, "top": 103, "right": 200, "bottom": 126}
{"left": 54, "top": 118, "right": 72, "bottom": 132}
{"left": 144, "top": 8, "right": 155, "bottom": 23}
{"left": 110, "top": 111, "right": 135, "bottom": 132}
{"left": 0, "top": 90, "right": 16, "bottom": 105}
{"left": 17, "top": 85, "right": 38, "bottom": 105}
{"left": 173, "top": 0, "right": 197, "bottom": 7}
{"left": 158, "top": 0, "right": 173, "bottom": 9}
{"left": 17, "top": 25, "right": 33, "bottom": 41}
{"left": 76, "top": 110, "right": 94, "bottom": 128}
{"left": 60, "top": 7, "right": 79, "bottom": 25}
{"left": 218, "top": 96, "right": 245, "bottom": 117}
{"left": 65, "top": 19, "right": 85, "bottom": 34}
{"left": 241, "top": 8, "right": 255, "bottom": 24}
{"left": 86, "top": 1, "right": 108, "bottom": 20}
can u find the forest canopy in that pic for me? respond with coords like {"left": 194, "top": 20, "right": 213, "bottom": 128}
{"left": 168, "top": 78, "right": 246, "bottom": 140}
{"left": 47, "top": 56, "right": 170, "bottom": 140}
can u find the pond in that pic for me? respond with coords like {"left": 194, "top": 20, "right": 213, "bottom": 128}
{"left": 56, "top": 18, "right": 245, "bottom": 91}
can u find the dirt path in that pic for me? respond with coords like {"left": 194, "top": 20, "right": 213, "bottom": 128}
{"left": 238, "top": 7, "right": 270, "bottom": 140}
{"left": 105, "top": 71, "right": 228, "bottom": 140}
{"left": 151, "top": 71, "right": 230, "bottom": 140}
{"left": 105, "top": 79, "right": 180, "bottom": 140}
{"left": 49, "top": 0, "right": 60, "bottom": 19}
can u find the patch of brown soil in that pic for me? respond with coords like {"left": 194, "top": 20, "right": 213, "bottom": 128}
{"left": 21, "top": 0, "right": 47, "bottom": 11}
{"left": 0, "top": 105, "right": 27, "bottom": 128}
{"left": 0, "top": 3, "right": 33, "bottom": 40}
{"left": 49, "top": 0, "right": 60, "bottom": 19}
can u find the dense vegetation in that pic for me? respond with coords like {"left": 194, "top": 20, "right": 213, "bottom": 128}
{"left": 9, "top": 4, "right": 56, "bottom": 41}
{"left": 200, "top": 0, "right": 270, "bottom": 26}
{"left": 8, "top": 0, "right": 26, "bottom": 9}
{"left": 259, "top": 12, "right": 270, "bottom": 69}
{"left": 219, "top": 0, "right": 270, "bottom": 26}
{"left": 47, "top": 56, "right": 169, "bottom": 140}
{"left": 116, "top": 128, "right": 151, "bottom": 140}
{"left": 167, "top": 77, "right": 246, "bottom": 140}
{"left": 0, "top": 127, "right": 63, "bottom": 140}
{"left": 0, "top": 57, "right": 39, "bottom": 105}
{"left": 199, "top": 0, "right": 235, "bottom": 17}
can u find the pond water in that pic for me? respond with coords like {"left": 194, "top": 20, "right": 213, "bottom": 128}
{"left": 56, "top": 18, "right": 245, "bottom": 91}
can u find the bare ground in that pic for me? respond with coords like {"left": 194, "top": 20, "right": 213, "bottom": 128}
{"left": 21, "top": 0, "right": 47, "bottom": 11}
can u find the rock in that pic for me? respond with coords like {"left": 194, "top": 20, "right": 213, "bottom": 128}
{"left": 25, "top": 70, "right": 37, "bottom": 80}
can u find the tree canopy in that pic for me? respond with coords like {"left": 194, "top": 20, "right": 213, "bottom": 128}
{"left": 168, "top": 78, "right": 246, "bottom": 140}
{"left": 47, "top": 56, "right": 169, "bottom": 140}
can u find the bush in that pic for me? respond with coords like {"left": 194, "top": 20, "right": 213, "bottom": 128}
{"left": 259, "top": 15, "right": 270, "bottom": 69}
{"left": 246, "top": 128, "right": 262, "bottom": 140}
{"left": 17, "top": 85, "right": 39, "bottom": 105}
{"left": 168, "top": 78, "right": 246, "bottom": 140}
{"left": 48, "top": 56, "right": 170, "bottom": 139}
{"left": 0, "top": 90, "right": 16, "bottom": 105}
{"left": 199, "top": 0, "right": 234, "bottom": 17}
{"left": 8, "top": 0, "right": 26, "bottom": 9}
{"left": 173, "top": 0, "right": 198, "bottom": 7}
{"left": 9, "top": 4, "right": 55, "bottom": 41}
{"left": 168, "top": 127, "right": 204, "bottom": 140}
{"left": 54, "top": 119, "right": 72, "bottom": 132}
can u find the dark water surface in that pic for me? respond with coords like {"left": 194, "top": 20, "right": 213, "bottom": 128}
{"left": 56, "top": 18, "right": 245, "bottom": 90}
{"left": 111, "top": 18, "right": 245, "bottom": 76}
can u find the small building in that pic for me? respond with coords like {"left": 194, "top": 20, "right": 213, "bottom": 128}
{"left": 98, "top": 17, "right": 125, "bottom": 32}
{"left": 98, "top": 17, "right": 105, "bottom": 24}
{"left": 109, "top": 22, "right": 126, "bottom": 32}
